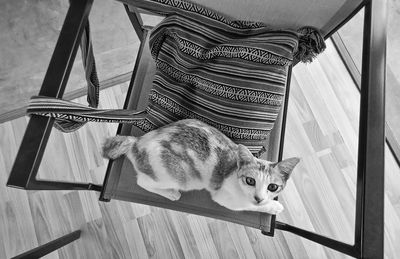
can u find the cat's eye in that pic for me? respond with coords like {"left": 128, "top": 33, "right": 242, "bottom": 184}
{"left": 267, "top": 183, "right": 279, "bottom": 192}
{"left": 245, "top": 177, "right": 256, "bottom": 186}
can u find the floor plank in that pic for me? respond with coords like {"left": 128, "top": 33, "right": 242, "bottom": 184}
{"left": 208, "top": 221, "right": 240, "bottom": 259}
{"left": 170, "top": 212, "right": 202, "bottom": 259}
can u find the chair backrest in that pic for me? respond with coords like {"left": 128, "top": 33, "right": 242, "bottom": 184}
{"left": 122, "top": 0, "right": 364, "bottom": 36}
{"left": 121, "top": 0, "right": 326, "bottom": 156}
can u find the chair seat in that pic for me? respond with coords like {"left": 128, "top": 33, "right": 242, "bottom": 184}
{"left": 107, "top": 154, "right": 272, "bottom": 232}
{"left": 100, "top": 32, "right": 285, "bottom": 233}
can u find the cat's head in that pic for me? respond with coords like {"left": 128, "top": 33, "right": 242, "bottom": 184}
{"left": 236, "top": 144, "right": 300, "bottom": 205}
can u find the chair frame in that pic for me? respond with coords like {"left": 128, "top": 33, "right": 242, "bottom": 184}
{"left": 7, "top": 0, "right": 386, "bottom": 258}
{"left": 11, "top": 230, "right": 81, "bottom": 259}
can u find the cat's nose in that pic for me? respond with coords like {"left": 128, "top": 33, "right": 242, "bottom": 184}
{"left": 254, "top": 196, "right": 263, "bottom": 203}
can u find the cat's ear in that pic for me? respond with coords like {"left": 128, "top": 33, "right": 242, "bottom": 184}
{"left": 238, "top": 144, "right": 254, "bottom": 164}
{"left": 273, "top": 157, "right": 300, "bottom": 180}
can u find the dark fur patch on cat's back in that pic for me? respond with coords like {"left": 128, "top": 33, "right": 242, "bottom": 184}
{"left": 209, "top": 147, "right": 238, "bottom": 190}
{"left": 160, "top": 141, "right": 202, "bottom": 185}
{"left": 131, "top": 144, "right": 157, "bottom": 180}
{"left": 171, "top": 124, "right": 210, "bottom": 161}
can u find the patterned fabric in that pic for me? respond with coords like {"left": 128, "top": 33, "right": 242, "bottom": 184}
{"left": 29, "top": 97, "right": 154, "bottom": 132}
{"left": 28, "top": 0, "right": 325, "bottom": 155}
{"left": 135, "top": 0, "right": 324, "bottom": 154}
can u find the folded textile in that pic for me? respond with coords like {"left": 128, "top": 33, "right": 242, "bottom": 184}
{"left": 29, "top": 0, "right": 325, "bottom": 155}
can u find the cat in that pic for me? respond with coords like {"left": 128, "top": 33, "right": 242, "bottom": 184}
{"left": 102, "top": 119, "right": 299, "bottom": 214}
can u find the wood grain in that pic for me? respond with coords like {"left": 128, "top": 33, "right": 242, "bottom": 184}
{"left": 208, "top": 221, "right": 240, "bottom": 259}
{"left": 138, "top": 209, "right": 185, "bottom": 259}
{"left": 187, "top": 215, "right": 219, "bottom": 259}
{"left": 226, "top": 223, "right": 257, "bottom": 259}
{"left": 169, "top": 212, "right": 202, "bottom": 259}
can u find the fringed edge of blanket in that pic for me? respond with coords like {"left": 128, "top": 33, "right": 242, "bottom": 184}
{"left": 294, "top": 27, "right": 326, "bottom": 63}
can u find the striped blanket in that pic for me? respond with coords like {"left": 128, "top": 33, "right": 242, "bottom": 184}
{"left": 28, "top": 0, "right": 325, "bottom": 155}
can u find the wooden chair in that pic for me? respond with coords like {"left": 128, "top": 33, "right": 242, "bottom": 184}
{"left": 7, "top": 0, "right": 386, "bottom": 258}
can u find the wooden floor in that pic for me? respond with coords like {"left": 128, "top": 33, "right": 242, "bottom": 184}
{"left": 1, "top": 37, "right": 399, "bottom": 258}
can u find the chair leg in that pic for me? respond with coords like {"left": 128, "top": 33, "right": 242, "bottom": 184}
{"left": 7, "top": 0, "right": 94, "bottom": 190}
{"left": 11, "top": 230, "right": 81, "bottom": 259}
{"left": 354, "top": 0, "right": 386, "bottom": 258}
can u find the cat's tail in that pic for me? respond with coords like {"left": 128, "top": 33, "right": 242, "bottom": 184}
{"left": 102, "top": 135, "right": 136, "bottom": 160}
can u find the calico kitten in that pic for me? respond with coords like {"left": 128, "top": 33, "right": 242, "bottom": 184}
{"left": 102, "top": 119, "right": 299, "bottom": 214}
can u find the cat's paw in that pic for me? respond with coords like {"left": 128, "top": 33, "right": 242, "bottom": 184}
{"left": 261, "top": 200, "right": 284, "bottom": 214}
{"left": 164, "top": 189, "right": 182, "bottom": 201}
